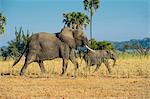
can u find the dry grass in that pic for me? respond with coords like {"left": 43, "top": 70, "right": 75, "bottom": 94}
{"left": 0, "top": 56, "right": 150, "bottom": 98}
{"left": 0, "top": 56, "right": 150, "bottom": 78}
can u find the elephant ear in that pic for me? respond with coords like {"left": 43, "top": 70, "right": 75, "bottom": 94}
{"left": 72, "top": 30, "right": 81, "bottom": 39}
{"left": 58, "top": 27, "right": 76, "bottom": 48}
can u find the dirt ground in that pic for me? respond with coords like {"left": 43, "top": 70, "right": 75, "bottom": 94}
{"left": 0, "top": 57, "right": 150, "bottom": 99}
{"left": 0, "top": 76, "right": 150, "bottom": 99}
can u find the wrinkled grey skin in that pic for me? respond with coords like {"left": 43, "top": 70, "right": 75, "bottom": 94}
{"left": 81, "top": 50, "right": 117, "bottom": 73}
{"left": 13, "top": 27, "right": 89, "bottom": 76}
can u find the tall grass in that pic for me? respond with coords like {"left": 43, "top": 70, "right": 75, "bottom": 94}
{"left": 0, "top": 53, "right": 150, "bottom": 78}
{"left": 117, "top": 52, "right": 150, "bottom": 59}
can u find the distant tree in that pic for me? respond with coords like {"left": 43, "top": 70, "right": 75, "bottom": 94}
{"left": 121, "top": 41, "right": 150, "bottom": 55}
{"left": 63, "top": 12, "right": 90, "bottom": 30}
{"left": 112, "top": 38, "right": 150, "bottom": 52}
{"left": 0, "top": 12, "right": 6, "bottom": 34}
{"left": 83, "top": 0, "right": 100, "bottom": 46}
{"left": 8, "top": 27, "right": 30, "bottom": 59}
{"left": 0, "top": 46, "right": 9, "bottom": 61}
{"left": 97, "top": 41, "right": 114, "bottom": 50}
{"left": 90, "top": 39, "right": 114, "bottom": 50}
{"left": 89, "top": 38, "right": 98, "bottom": 50}
{"left": 131, "top": 43, "right": 150, "bottom": 55}
{"left": 123, "top": 44, "right": 130, "bottom": 52}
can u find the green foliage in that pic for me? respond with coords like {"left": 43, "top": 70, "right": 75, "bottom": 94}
{"left": 123, "top": 44, "right": 130, "bottom": 52}
{"left": 63, "top": 12, "right": 90, "bottom": 29}
{"left": 7, "top": 27, "right": 30, "bottom": 59}
{"left": 90, "top": 39, "right": 114, "bottom": 50}
{"left": 89, "top": 39, "right": 98, "bottom": 50}
{"left": 0, "top": 26, "right": 29, "bottom": 60}
{"left": 83, "top": 0, "right": 100, "bottom": 15}
{"left": 0, "top": 46, "right": 9, "bottom": 61}
{"left": 97, "top": 41, "right": 114, "bottom": 50}
{"left": 0, "top": 12, "right": 6, "bottom": 34}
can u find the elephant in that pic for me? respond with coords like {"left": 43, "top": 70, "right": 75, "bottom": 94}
{"left": 80, "top": 49, "right": 117, "bottom": 73}
{"left": 12, "top": 27, "right": 94, "bottom": 76}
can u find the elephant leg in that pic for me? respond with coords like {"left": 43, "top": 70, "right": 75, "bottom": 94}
{"left": 69, "top": 49, "right": 79, "bottom": 73}
{"left": 4, "top": 57, "right": 7, "bottom": 61}
{"left": 84, "top": 60, "right": 90, "bottom": 74}
{"left": 86, "top": 57, "right": 92, "bottom": 74}
{"left": 60, "top": 43, "right": 70, "bottom": 75}
{"left": 38, "top": 60, "right": 46, "bottom": 73}
{"left": 20, "top": 62, "right": 28, "bottom": 76}
{"left": 94, "top": 58, "right": 104, "bottom": 72}
{"left": 20, "top": 53, "right": 36, "bottom": 76}
{"left": 61, "top": 59, "right": 68, "bottom": 75}
{"left": 94, "top": 63, "right": 102, "bottom": 73}
{"left": 104, "top": 59, "right": 111, "bottom": 73}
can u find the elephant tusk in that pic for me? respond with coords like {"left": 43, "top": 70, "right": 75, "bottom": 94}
{"left": 85, "top": 45, "right": 96, "bottom": 53}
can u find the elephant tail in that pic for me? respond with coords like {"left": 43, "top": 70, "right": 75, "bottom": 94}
{"left": 12, "top": 46, "right": 28, "bottom": 67}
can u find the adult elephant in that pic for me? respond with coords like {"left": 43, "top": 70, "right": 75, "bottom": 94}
{"left": 12, "top": 27, "right": 94, "bottom": 76}
{"left": 80, "top": 49, "right": 117, "bottom": 73}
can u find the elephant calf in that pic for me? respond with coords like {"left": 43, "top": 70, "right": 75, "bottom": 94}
{"left": 81, "top": 49, "right": 117, "bottom": 73}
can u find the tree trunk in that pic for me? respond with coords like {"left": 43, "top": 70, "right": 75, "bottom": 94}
{"left": 90, "top": 9, "right": 93, "bottom": 47}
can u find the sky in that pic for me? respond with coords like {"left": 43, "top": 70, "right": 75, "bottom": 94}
{"left": 0, "top": 0, "right": 150, "bottom": 47}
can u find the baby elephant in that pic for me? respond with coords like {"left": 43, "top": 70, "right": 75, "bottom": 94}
{"left": 81, "top": 50, "right": 117, "bottom": 73}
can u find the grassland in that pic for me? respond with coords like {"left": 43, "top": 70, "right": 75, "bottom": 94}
{"left": 0, "top": 55, "right": 150, "bottom": 98}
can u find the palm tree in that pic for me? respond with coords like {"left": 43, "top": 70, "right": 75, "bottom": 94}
{"left": 63, "top": 12, "right": 90, "bottom": 30}
{"left": 0, "top": 12, "right": 6, "bottom": 34}
{"left": 83, "top": 0, "right": 100, "bottom": 46}
{"left": 76, "top": 12, "right": 90, "bottom": 30}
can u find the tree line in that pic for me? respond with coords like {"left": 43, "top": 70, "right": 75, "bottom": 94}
{"left": 112, "top": 38, "right": 150, "bottom": 55}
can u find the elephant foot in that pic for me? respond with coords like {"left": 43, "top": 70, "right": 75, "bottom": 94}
{"left": 60, "top": 72, "right": 65, "bottom": 76}
{"left": 41, "top": 70, "right": 47, "bottom": 74}
{"left": 19, "top": 72, "right": 24, "bottom": 76}
{"left": 93, "top": 68, "right": 99, "bottom": 73}
{"left": 73, "top": 71, "right": 78, "bottom": 78}
{"left": 107, "top": 68, "right": 112, "bottom": 74}
{"left": 109, "top": 71, "right": 112, "bottom": 74}
{"left": 93, "top": 70, "right": 96, "bottom": 73}
{"left": 40, "top": 71, "right": 48, "bottom": 76}
{"left": 72, "top": 75, "right": 77, "bottom": 78}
